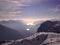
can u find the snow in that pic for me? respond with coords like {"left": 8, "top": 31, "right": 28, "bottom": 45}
{"left": 1, "top": 32, "right": 60, "bottom": 45}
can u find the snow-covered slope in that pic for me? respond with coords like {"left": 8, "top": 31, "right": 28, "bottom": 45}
{"left": 1, "top": 32, "right": 60, "bottom": 45}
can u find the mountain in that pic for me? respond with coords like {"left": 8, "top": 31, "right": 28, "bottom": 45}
{"left": 0, "top": 20, "right": 33, "bottom": 37}
{"left": 0, "top": 24, "right": 24, "bottom": 41}
{"left": 1, "top": 20, "right": 60, "bottom": 45}
{"left": 37, "top": 21, "right": 60, "bottom": 33}
{"left": 1, "top": 32, "right": 60, "bottom": 45}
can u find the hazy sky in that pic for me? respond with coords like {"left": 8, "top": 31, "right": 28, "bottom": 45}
{"left": 0, "top": 0, "right": 60, "bottom": 23}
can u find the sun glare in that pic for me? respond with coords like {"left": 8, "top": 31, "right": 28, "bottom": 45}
{"left": 26, "top": 29, "right": 30, "bottom": 31}
{"left": 21, "top": 18, "right": 40, "bottom": 25}
{"left": 27, "top": 23, "right": 34, "bottom": 25}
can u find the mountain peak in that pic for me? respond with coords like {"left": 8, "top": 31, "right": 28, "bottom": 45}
{"left": 37, "top": 21, "right": 60, "bottom": 33}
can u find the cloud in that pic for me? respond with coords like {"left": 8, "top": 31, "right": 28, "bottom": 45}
{"left": 0, "top": 0, "right": 31, "bottom": 12}
{"left": 9, "top": 0, "right": 31, "bottom": 6}
{"left": 0, "top": 0, "right": 32, "bottom": 20}
{"left": 48, "top": 5, "right": 60, "bottom": 13}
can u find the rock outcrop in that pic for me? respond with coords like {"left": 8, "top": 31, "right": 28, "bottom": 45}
{"left": 37, "top": 21, "right": 60, "bottom": 33}
{"left": 1, "top": 32, "right": 60, "bottom": 45}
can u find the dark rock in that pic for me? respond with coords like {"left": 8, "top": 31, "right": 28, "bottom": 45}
{"left": 37, "top": 21, "right": 60, "bottom": 33}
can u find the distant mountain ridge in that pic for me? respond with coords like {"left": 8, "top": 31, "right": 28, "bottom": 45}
{"left": 0, "top": 20, "right": 26, "bottom": 30}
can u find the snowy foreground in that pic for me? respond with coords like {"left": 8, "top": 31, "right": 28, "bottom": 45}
{"left": 1, "top": 32, "right": 60, "bottom": 45}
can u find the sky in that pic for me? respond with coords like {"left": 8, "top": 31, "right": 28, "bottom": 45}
{"left": 0, "top": 0, "right": 60, "bottom": 23}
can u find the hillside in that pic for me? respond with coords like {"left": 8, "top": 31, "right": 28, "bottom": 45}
{"left": 0, "top": 24, "right": 24, "bottom": 41}
{"left": 1, "top": 32, "right": 60, "bottom": 45}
